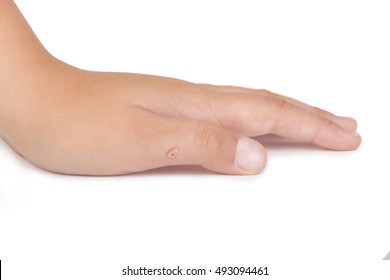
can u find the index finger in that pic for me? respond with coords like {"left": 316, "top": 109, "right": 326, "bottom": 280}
{"left": 210, "top": 93, "right": 361, "bottom": 151}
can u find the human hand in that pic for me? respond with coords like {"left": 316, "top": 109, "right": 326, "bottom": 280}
{"left": 0, "top": 0, "right": 361, "bottom": 175}
{"left": 0, "top": 61, "right": 361, "bottom": 175}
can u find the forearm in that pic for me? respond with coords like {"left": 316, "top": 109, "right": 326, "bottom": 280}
{"left": 0, "top": 0, "right": 55, "bottom": 136}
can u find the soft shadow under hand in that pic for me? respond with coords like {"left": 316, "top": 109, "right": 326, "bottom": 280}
{"left": 132, "top": 165, "right": 215, "bottom": 177}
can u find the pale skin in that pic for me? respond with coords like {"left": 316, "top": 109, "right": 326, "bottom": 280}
{"left": 0, "top": 0, "right": 361, "bottom": 175}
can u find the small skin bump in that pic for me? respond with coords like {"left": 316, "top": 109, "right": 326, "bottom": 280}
{"left": 166, "top": 147, "right": 179, "bottom": 159}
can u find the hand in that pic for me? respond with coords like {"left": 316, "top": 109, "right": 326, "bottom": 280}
{"left": 0, "top": 0, "right": 361, "bottom": 175}
{"left": 0, "top": 60, "right": 361, "bottom": 175}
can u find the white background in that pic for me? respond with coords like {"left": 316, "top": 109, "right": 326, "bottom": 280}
{"left": 1, "top": 0, "right": 389, "bottom": 279}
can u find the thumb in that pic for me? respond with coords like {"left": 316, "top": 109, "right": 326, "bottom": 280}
{"left": 145, "top": 113, "right": 267, "bottom": 175}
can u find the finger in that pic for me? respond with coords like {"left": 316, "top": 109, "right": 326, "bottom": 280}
{"left": 212, "top": 93, "right": 361, "bottom": 151}
{"left": 199, "top": 84, "right": 358, "bottom": 132}
{"left": 138, "top": 85, "right": 360, "bottom": 150}
{"left": 134, "top": 110, "right": 267, "bottom": 175}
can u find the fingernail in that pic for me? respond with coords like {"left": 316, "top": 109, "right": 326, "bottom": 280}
{"left": 337, "top": 116, "right": 356, "bottom": 122}
{"left": 234, "top": 137, "right": 264, "bottom": 172}
{"left": 350, "top": 132, "right": 361, "bottom": 137}
{"left": 334, "top": 116, "right": 358, "bottom": 133}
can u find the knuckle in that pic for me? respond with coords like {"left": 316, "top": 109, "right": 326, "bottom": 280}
{"left": 312, "top": 106, "right": 332, "bottom": 117}
{"left": 196, "top": 83, "right": 218, "bottom": 93}
{"left": 195, "top": 123, "right": 222, "bottom": 158}
{"left": 259, "top": 89, "right": 274, "bottom": 97}
{"left": 312, "top": 106, "right": 323, "bottom": 114}
{"left": 236, "top": 108, "right": 257, "bottom": 132}
{"left": 305, "top": 117, "right": 332, "bottom": 143}
{"left": 270, "top": 118, "right": 281, "bottom": 134}
{"left": 223, "top": 99, "right": 255, "bottom": 132}
{"left": 234, "top": 103, "right": 253, "bottom": 123}
{"left": 269, "top": 96, "right": 291, "bottom": 111}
